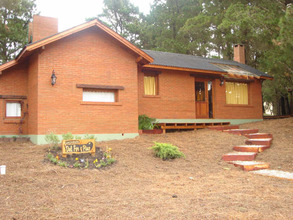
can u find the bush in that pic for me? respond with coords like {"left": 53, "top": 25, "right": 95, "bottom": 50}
{"left": 62, "top": 132, "right": 74, "bottom": 140}
{"left": 83, "top": 134, "right": 96, "bottom": 141}
{"left": 138, "top": 114, "right": 157, "bottom": 130}
{"left": 149, "top": 142, "right": 185, "bottom": 160}
{"left": 45, "top": 132, "right": 60, "bottom": 147}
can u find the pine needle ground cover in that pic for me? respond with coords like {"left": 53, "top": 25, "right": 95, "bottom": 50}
{"left": 0, "top": 118, "right": 292, "bottom": 219}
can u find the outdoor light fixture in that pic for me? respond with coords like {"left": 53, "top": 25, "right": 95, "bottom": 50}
{"left": 51, "top": 70, "right": 57, "bottom": 86}
{"left": 220, "top": 77, "right": 224, "bottom": 86}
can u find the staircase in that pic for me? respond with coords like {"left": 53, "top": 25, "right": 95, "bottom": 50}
{"left": 211, "top": 125, "right": 293, "bottom": 180}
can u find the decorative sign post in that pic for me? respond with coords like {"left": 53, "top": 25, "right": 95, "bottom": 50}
{"left": 62, "top": 139, "right": 95, "bottom": 158}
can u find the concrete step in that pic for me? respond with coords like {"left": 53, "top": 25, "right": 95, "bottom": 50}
{"left": 222, "top": 152, "right": 257, "bottom": 161}
{"left": 251, "top": 169, "right": 293, "bottom": 181}
{"left": 233, "top": 145, "right": 270, "bottom": 153}
{"left": 223, "top": 129, "right": 259, "bottom": 135}
{"left": 245, "top": 138, "right": 273, "bottom": 146}
{"left": 208, "top": 125, "right": 239, "bottom": 131}
{"left": 244, "top": 133, "right": 273, "bottom": 139}
{"left": 228, "top": 161, "right": 270, "bottom": 171}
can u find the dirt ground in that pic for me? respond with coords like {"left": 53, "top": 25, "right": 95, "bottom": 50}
{"left": 0, "top": 118, "right": 292, "bottom": 219}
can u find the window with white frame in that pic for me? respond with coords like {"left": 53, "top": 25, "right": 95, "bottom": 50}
{"left": 83, "top": 90, "right": 116, "bottom": 102}
{"left": 6, "top": 102, "right": 21, "bottom": 117}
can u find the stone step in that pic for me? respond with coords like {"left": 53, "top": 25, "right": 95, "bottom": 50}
{"left": 244, "top": 133, "right": 273, "bottom": 139}
{"left": 228, "top": 161, "right": 270, "bottom": 171}
{"left": 222, "top": 152, "right": 257, "bottom": 161}
{"left": 223, "top": 129, "right": 259, "bottom": 135}
{"left": 245, "top": 138, "right": 273, "bottom": 146}
{"left": 208, "top": 125, "right": 240, "bottom": 131}
{"left": 233, "top": 145, "right": 270, "bottom": 153}
{"left": 251, "top": 169, "right": 293, "bottom": 181}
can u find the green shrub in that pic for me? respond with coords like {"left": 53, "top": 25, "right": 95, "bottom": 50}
{"left": 62, "top": 132, "right": 74, "bottom": 140}
{"left": 138, "top": 114, "right": 157, "bottom": 130}
{"left": 149, "top": 142, "right": 185, "bottom": 160}
{"left": 83, "top": 134, "right": 97, "bottom": 141}
{"left": 45, "top": 132, "right": 60, "bottom": 147}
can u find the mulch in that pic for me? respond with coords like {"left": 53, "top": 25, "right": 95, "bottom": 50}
{"left": 0, "top": 118, "right": 292, "bottom": 219}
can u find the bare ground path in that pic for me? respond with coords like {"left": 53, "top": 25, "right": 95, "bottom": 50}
{"left": 0, "top": 118, "right": 292, "bottom": 219}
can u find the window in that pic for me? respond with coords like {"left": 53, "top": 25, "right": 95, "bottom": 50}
{"left": 83, "top": 90, "right": 116, "bottom": 102}
{"left": 195, "top": 82, "right": 205, "bottom": 101}
{"left": 6, "top": 102, "right": 21, "bottom": 117}
{"left": 144, "top": 75, "right": 158, "bottom": 96}
{"left": 225, "top": 82, "right": 248, "bottom": 105}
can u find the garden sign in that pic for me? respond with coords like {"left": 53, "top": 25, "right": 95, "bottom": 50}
{"left": 62, "top": 139, "right": 95, "bottom": 157}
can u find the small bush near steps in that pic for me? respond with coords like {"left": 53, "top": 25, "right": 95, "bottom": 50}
{"left": 149, "top": 142, "right": 185, "bottom": 160}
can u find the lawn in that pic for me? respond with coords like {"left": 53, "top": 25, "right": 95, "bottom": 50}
{"left": 0, "top": 118, "right": 292, "bottom": 219}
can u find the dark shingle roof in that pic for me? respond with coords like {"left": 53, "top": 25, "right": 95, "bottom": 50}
{"left": 143, "top": 49, "right": 272, "bottom": 78}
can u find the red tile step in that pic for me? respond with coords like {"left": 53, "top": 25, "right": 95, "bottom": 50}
{"left": 223, "top": 129, "right": 259, "bottom": 135}
{"left": 228, "top": 161, "right": 270, "bottom": 171}
{"left": 244, "top": 133, "right": 273, "bottom": 139}
{"left": 233, "top": 145, "right": 270, "bottom": 153}
{"left": 222, "top": 152, "right": 257, "bottom": 161}
{"left": 245, "top": 138, "right": 273, "bottom": 146}
{"left": 208, "top": 125, "right": 239, "bottom": 131}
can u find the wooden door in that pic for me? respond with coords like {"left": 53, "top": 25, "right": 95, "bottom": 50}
{"left": 195, "top": 80, "right": 209, "bottom": 118}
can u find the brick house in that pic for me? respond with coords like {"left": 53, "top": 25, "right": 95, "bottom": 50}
{"left": 0, "top": 16, "right": 272, "bottom": 144}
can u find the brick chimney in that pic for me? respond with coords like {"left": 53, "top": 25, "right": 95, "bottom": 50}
{"left": 28, "top": 15, "right": 58, "bottom": 43}
{"left": 234, "top": 44, "right": 245, "bottom": 64}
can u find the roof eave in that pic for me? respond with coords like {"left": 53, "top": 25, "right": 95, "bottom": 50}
{"left": 142, "top": 64, "right": 227, "bottom": 75}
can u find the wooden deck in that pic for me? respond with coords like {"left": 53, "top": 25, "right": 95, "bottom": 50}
{"left": 157, "top": 122, "right": 231, "bottom": 134}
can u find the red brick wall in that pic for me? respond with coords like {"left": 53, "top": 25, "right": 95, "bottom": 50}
{"left": 138, "top": 69, "right": 263, "bottom": 119}
{"left": 138, "top": 69, "right": 195, "bottom": 118}
{"left": 213, "top": 78, "right": 263, "bottom": 119}
{"left": 0, "top": 63, "right": 28, "bottom": 135}
{"left": 36, "top": 27, "right": 139, "bottom": 135}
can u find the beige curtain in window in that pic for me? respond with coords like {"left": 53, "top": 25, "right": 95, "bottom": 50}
{"left": 226, "top": 82, "right": 248, "bottom": 104}
{"left": 144, "top": 76, "right": 156, "bottom": 95}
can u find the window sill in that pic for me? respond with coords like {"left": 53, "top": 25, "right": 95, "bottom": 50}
{"left": 3, "top": 118, "right": 23, "bottom": 124}
{"left": 143, "top": 95, "right": 161, "bottom": 98}
{"left": 81, "top": 102, "right": 122, "bottom": 106}
{"left": 224, "top": 104, "right": 253, "bottom": 108}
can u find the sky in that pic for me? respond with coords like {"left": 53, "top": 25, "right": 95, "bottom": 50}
{"left": 35, "top": 0, "right": 154, "bottom": 31}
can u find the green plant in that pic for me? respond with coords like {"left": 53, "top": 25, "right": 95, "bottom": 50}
{"left": 138, "top": 114, "right": 157, "bottom": 130}
{"left": 149, "top": 142, "right": 185, "bottom": 160}
{"left": 107, "top": 158, "right": 116, "bottom": 165}
{"left": 83, "top": 134, "right": 96, "bottom": 141}
{"left": 75, "top": 135, "right": 81, "bottom": 140}
{"left": 100, "top": 160, "right": 107, "bottom": 167}
{"left": 58, "top": 161, "right": 68, "bottom": 167}
{"left": 47, "top": 153, "right": 58, "bottom": 164}
{"left": 73, "top": 161, "right": 81, "bottom": 168}
{"left": 84, "top": 159, "right": 89, "bottom": 169}
{"left": 62, "top": 132, "right": 74, "bottom": 140}
{"left": 45, "top": 132, "right": 60, "bottom": 147}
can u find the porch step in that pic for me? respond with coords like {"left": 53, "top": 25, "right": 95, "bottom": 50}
{"left": 208, "top": 125, "right": 239, "bottom": 131}
{"left": 251, "top": 169, "right": 293, "bottom": 181}
{"left": 228, "top": 161, "right": 270, "bottom": 171}
{"left": 244, "top": 133, "right": 273, "bottom": 139}
{"left": 233, "top": 145, "right": 270, "bottom": 153}
{"left": 245, "top": 138, "right": 273, "bottom": 146}
{"left": 223, "top": 129, "right": 259, "bottom": 135}
{"left": 222, "top": 152, "right": 257, "bottom": 161}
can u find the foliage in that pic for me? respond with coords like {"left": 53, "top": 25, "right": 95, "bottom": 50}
{"left": 149, "top": 142, "right": 185, "bottom": 160}
{"left": 0, "top": 0, "right": 36, "bottom": 64}
{"left": 73, "top": 161, "right": 81, "bottom": 168}
{"left": 83, "top": 134, "right": 97, "bottom": 141}
{"left": 62, "top": 132, "right": 74, "bottom": 140}
{"left": 138, "top": 114, "right": 157, "bottom": 130}
{"left": 45, "top": 132, "right": 60, "bottom": 147}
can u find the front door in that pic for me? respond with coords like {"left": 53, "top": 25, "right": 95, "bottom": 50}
{"left": 195, "top": 79, "right": 213, "bottom": 118}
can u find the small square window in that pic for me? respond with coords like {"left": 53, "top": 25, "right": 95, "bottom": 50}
{"left": 6, "top": 102, "right": 21, "bottom": 117}
{"left": 83, "top": 90, "right": 116, "bottom": 102}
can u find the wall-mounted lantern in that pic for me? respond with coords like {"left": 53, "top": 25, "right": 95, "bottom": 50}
{"left": 51, "top": 70, "right": 57, "bottom": 86}
{"left": 220, "top": 77, "right": 224, "bottom": 86}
